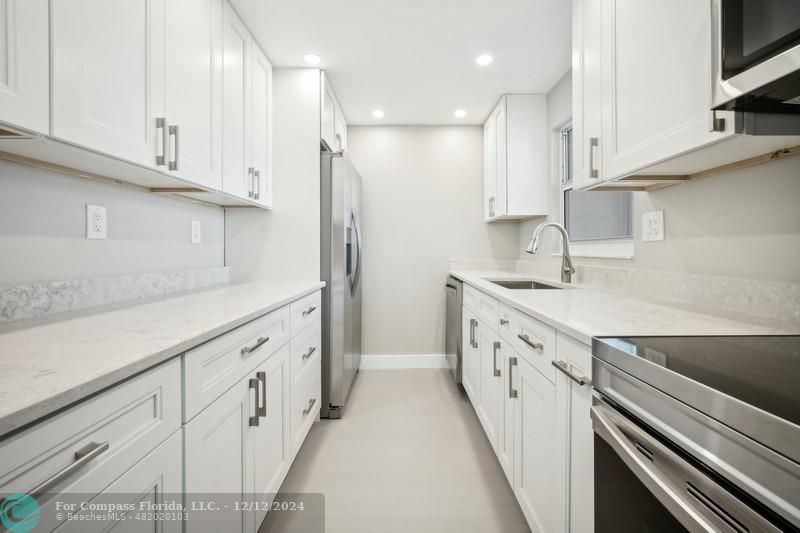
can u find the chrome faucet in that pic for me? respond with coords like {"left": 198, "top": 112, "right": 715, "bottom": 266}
{"left": 525, "top": 222, "right": 576, "bottom": 283}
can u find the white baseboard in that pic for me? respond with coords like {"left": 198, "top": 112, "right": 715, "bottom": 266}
{"left": 359, "top": 354, "right": 448, "bottom": 370}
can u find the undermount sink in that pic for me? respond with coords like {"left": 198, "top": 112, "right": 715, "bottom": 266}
{"left": 486, "top": 279, "right": 562, "bottom": 290}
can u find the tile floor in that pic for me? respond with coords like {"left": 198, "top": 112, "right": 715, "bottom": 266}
{"left": 261, "top": 369, "right": 529, "bottom": 533}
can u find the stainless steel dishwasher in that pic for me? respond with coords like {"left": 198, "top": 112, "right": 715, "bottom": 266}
{"left": 445, "top": 276, "right": 462, "bottom": 385}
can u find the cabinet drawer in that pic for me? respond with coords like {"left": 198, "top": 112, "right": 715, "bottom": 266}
{"left": 463, "top": 284, "right": 480, "bottom": 313}
{"left": 0, "top": 359, "right": 181, "bottom": 499}
{"left": 290, "top": 290, "right": 321, "bottom": 335}
{"left": 477, "top": 291, "right": 500, "bottom": 331}
{"left": 512, "top": 311, "right": 557, "bottom": 383}
{"left": 497, "top": 303, "right": 517, "bottom": 345}
{"left": 291, "top": 362, "right": 321, "bottom": 458}
{"left": 291, "top": 318, "right": 321, "bottom": 386}
{"left": 184, "top": 306, "right": 290, "bottom": 421}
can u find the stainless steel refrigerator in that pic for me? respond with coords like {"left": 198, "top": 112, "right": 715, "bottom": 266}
{"left": 320, "top": 151, "right": 362, "bottom": 419}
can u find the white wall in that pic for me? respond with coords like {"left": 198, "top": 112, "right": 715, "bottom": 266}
{"left": 225, "top": 68, "right": 321, "bottom": 282}
{"left": 347, "top": 126, "right": 519, "bottom": 356}
{"left": 0, "top": 161, "right": 224, "bottom": 286}
{"left": 518, "top": 71, "right": 800, "bottom": 284}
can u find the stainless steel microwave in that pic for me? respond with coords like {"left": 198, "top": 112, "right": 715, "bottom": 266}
{"left": 712, "top": 0, "right": 800, "bottom": 133}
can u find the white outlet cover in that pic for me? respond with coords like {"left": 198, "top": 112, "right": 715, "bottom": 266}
{"left": 642, "top": 210, "right": 665, "bottom": 242}
{"left": 191, "top": 220, "right": 202, "bottom": 244}
{"left": 86, "top": 204, "right": 107, "bottom": 240}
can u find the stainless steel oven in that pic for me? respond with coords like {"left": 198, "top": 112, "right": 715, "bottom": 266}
{"left": 592, "top": 336, "right": 800, "bottom": 532}
{"left": 712, "top": 0, "right": 800, "bottom": 132}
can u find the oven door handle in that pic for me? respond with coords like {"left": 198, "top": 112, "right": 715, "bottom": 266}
{"left": 591, "top": 404, "right": 778, "bottom": 533}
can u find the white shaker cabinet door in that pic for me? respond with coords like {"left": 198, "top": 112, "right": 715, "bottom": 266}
{"left": 253, "top": 346, "right": 291, "bottom": 528}
{"left": 221, "top": 0, "right": 251, "bottom": 200}
{"left": 165, "top": 0, "right": 222, "bottom": 189}
{"left": 475, "top": 322, "right": 501, "bottom": 452}
{"left": 461, "top": 310, "right": 481, "bottom": 407}
{"left": 251, "top": 45, "right": 273, "bottom": 207}
{"left": 571, "top": 0, "right": 603, "bottom": 190}
{"left": 0, "top": 0, "right": 48, "bottom": 134}
{"left": 515, "top": 356, "right": 566, "bottom": 533}
{"left": 599, "top": 0, "right": 735, "bottom": 180}
{"left": 184, "top": 374, "right": 256, "bottom": 533}
{"left": 51, "top": 0, "right": 165, "bottom": 167}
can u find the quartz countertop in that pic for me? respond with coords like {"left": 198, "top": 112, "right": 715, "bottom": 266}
{"left": 451, "top": 270, "right": 799, "bottom": 344}
{"left": 0, "top": 280, "right": 325, "bottom": 439}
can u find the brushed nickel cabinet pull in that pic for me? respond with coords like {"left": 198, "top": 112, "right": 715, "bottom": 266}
{"left": 552, "top": 360, "right": 591, "bottom": 387}
{"left": 6, "top": 440, "right": 111, "bottom": 507}
{"left": 509, "top": 357, "right": 518, "bottom": 398}
{"left": 302, "top": 398, "right": 317, "bottom": 416}
{"left": 241, "top": 336, "right": 270, "bottom": 356}
{"left": 302, "top": 306, "right": 317, "bottom": 317}
{"left": 302, "top": 346, "right": 317, "bottom": 360}
{"left": 589, "top": 137, "right": 599, "bottom": 179}
{"left": 156, "top": 118, "right": 167, "bottom": 166}
{"left": 168, "top": 125, "right": 180, "bottom": 171}
{"left": 493, "top": 341, "right": 501, "bottom": 377}
{"left": 247, "top": 167, "right": 254, "bottom": 198}
{"left": 254, "top": 170, "right": 261, "bottom": 200}
{"left": 249, "top": 378, "right": 260, "bottom": 427}
{"left": 518, "top": 333, "right": 544, "bottom": 351}
{"left": 499, "top": 318, "right": 509, "bottom": 326}
{"left": 257, "top": 371, "right": 267, "bottom": 417}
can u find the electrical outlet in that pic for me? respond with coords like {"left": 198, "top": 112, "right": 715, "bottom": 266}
{"left": 191, "top": 220, "right": 202, "bottom": 244}
{"left": 642, "top": 210, "right": 664, "bottom": 242}
{"left": 86, "top": 205, "right": 107, "bottom": 240}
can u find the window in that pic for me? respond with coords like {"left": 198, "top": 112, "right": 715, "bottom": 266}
{"left": 559, "top": 124, "right": 633, "bottom": 257}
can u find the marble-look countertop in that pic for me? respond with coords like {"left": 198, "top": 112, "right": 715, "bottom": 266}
{"left": 0, "top": 280, "right": 325, "bottom": 439}
{"left": 451, "top": 270, "right": 799, "bottom": 345}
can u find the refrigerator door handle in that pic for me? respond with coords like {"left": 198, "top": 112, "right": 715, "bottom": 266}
{"left": 350, "top": 212, "right": 362, "bottom": 295}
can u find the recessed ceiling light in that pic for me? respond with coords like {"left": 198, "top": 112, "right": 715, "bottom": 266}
{"left": 372, "top": 109, "right": 385, "bottom": 119}
{"left": 454, "top": 109, "right": 467, "bottom": 118}
{"left": 303, "top": 54, "right": 321, "bottom": 65}
{"left": 475, "top": 54, "right": 493, "bottom": 66}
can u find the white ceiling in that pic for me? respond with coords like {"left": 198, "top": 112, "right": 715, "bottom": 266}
{"left": 229, "top": 0, "right": 571, "bottom": 125}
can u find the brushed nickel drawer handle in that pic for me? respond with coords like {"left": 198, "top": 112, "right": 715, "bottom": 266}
{"left": 257, "top": 371, "right": 267, "bottom": 417}
{"left": 168, "top": 124, "right": 180, "bottom": 171}
{"left": 518, "top": 333, "right": 543, "bottom": 351}
{"left": 499, "top": 318, "right": 509, "bottom": 326}
{"left": 493, "top": 341, "right": 501, "bottom": 377}
{"left": 302, "top": 398, "right": 317, "bottom": 416}
{"left": 509, "top": 357, "right": 518, "bottom": 398}
{"left": 2, "top": 440, "right": 111, "bottom": 511}
{"left": 241, "top": 336, "right": 270, "bottom": 356}
{"left": 552, "top": 360, "right": 591, "bottom": 387}
{"left": 302, "top": 306, "right": 317, "bottom": 317}
{"left": 469, "top": 318, "right": 477, "bottom": 348}
{"left": 156, "top": 118, "right": 167, "bottom": 166}
{"left": 302, "top": 346, "right": 317, "bottom": 360}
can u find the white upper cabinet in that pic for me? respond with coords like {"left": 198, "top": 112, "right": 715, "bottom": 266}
{"left": 599, "top": 0, "right": 734, "bottom": 181}
{"left": 321, "top": 70, "right": 347, "bottom": 152}
{"left": 221, "top": 1, "right": 251, "bottom": 201}
{"left": 165, "top": 0, "right": 223, "bottom": 190}
{"left": 573, "top": 0, "right": 800, "bottom": 190}
{"left": 51, "top": 0, "right": 165, "bottom": 167}
{"left": 251, "top": 46, "right": 273, "bottom": 207}
{"left": 483, "top": 95, "right": 548, "bottom": 221}
{"left": 571, "top": 0, "right": 603, "bottom": 191}
{"left": 0, "top": 0, "right": 48, "bottom": 135}
{"left": 221, "top": 2, "right": 272, "bottom": 206}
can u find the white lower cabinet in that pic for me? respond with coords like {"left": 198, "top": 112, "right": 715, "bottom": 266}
{"left": 514, "top": 355, "right": 565, "bottom": 533}
{"left": 184, "top": 365, "right": 257, "bottom": 533}
{"left": 252, "top": 345, "right": 291, "bottom": 528}
{"left": 462, "top": 284, "right": 594, "bottom": 533}
{"left": 461, "top": 308, "right": 480, "bottom": 404}
{"left": 475, "top": 319, "right": 501, "bottom": 452}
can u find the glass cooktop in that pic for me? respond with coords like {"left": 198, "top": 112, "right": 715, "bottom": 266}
{"left": 594, "top": 336, "right": 800, "bottom": 428}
